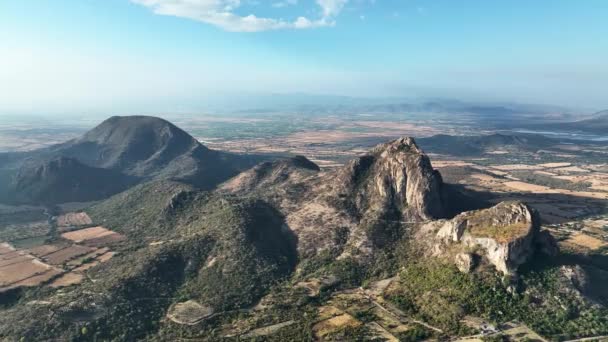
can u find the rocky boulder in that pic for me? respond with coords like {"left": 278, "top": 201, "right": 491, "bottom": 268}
{"left": 420, "top": 201, "right": 551, "bottom": 275}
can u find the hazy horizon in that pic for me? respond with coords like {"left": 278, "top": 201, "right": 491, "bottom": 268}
{"left": 1, "top": 0, "right": 607, "bottom": 115}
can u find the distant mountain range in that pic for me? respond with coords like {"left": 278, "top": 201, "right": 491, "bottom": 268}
{"left": 417, "top": 133, "right": 558, "bottom": 156}
{"left": 540, "top": 110, "right": 608, "bottom": 134}
{"left": 0, "top": 116, "right": 265, "bottom": 204}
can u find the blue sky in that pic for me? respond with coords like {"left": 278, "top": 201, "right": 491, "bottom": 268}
{"left": 0, "top": 0, "right": 607, "bottom": 115}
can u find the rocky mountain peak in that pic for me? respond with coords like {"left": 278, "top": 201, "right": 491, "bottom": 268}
{"left": 372, "top": 136, "right": 423, "bottom": 155}
{"left": 332, "top": 137, "right": 444, "bottom": 221}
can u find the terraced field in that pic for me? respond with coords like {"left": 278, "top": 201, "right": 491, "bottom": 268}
{"left": 0, "top": 214, "right": 126, "bottom": 293}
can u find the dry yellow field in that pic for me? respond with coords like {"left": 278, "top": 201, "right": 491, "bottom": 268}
{"left": 503, "top": 181, "right": 555, "bottom": 193}
{"left": 49, "top": 272, "right": 84, "bottom": 288}
{"left": 538, "top": 162, "right": 572, "bottom": 168}
{"left": 61, "top": 226, "right": 116, "bottom": 242}
{"left": 491, "top": 164, "right": 542, "bottom": 171}
{"left": 563, "top": 233, "right": 608, "bottom": 250}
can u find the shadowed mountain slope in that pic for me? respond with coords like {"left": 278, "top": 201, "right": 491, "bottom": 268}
{"left": 10, "top": 156, "right": 138, "bottom": 204}
{"left": 0, "top": 116, "right": 266, "bottom": 204}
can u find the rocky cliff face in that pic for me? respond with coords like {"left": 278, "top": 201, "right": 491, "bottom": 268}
{"left": 222, "top": 138, "right": 446, "bottom": 260}
{"left": 331, "top": 137, "right": 445, "bottom": 221}
{"left": 222, "top": 137, "right": 554, "bottom": 273}
{"left": 419, "top": 201, "right": 555, "bottom": 275}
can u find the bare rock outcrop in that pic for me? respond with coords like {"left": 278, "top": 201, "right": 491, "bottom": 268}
{"left": 221, "top": 137, "right": 552, "bottom": 274}
{"left": 221, "top": 137, "right": 446, "bottom": 260}
{"left": 331, "top": 137, "right": 445, "bottom": 221}
{"left": 419, "top": 201, "right": 552, "bottom": 275}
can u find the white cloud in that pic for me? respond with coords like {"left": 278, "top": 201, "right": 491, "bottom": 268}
{"left": 316, "top": 0, "right": 347, "bottom": 17}
{"left": 132, "top": 0, "right": 347, "bottom": 32}
{"left": 272, "top": 0, "right": 297, "bottom": 8}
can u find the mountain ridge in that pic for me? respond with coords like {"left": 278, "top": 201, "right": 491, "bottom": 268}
{"left": 0, "top": 115, "right": 266, "bottom": 204}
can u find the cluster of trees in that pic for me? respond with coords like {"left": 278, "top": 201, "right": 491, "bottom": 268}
{"left": 388, "top": 259, "right": 608, "bottom": 340}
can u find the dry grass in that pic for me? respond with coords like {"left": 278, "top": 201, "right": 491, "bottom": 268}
{"left": 554, "top": 166, "right": 590, "bottom": 173}
{"left": 563, "top": 233, "right": 608, "bottom": 250}
{"left": 365, "top": 322, "right": 400, "bottom": 342}
{"left": 317, "top": 306, "right": 344, "bottom": 321}
{"left": 470, "top": 173, "right": 501, "bottom": 182}
{"left": 432, "top": 161, "right": 476, "bottom": 168}
{"left": 468, "top": 222, "right": 531, "bottom": 243}
{"left": 503, "top": 181, "right": 555, "bottom": 193}
{"left": 312, "top": 313, "right": 362, "bottom": 338}
{"left": 464, "top": 210, "right": 531, "bottom": 243}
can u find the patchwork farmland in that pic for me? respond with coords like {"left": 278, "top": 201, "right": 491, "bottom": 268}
{"left": 0, "top": 212, "right": 125, "bottom": 293}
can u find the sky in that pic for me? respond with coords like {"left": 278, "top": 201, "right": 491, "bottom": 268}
{"left": 0, "top": 0, "right": 607, "bottom": 115}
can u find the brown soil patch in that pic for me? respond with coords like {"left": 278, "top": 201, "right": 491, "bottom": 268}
{"left": 0, "top": 259, "right": 55, "bottom": 286}
{"left": 27, "top": 244, "right": 66, "bottom": 258}
{"left": 72, "top": 261, "right": 100, "bottom": 272}
{"left": 0, "top": 243, "right": 15, "bottom": 255}
{"left": 43, "top": 245, "right": 95, "bottom": 265}
{"left": 0, "top": 254, "right": 32, "bottom": 268}
{"left": 81, "top": 233, "right": 126, "bottom": 247}
{"left": 61, "top": 226, "right": 115, "bottom": 243}
{"left": 0, "top": 250, "right": 23, "bottom": 261}
{"left": 49, "top": 272, "right": 84, "bottom": 288}
{"left": 9, "top": 268, "right": 62, "bottom": 288}
{"left": 96, "top": 251, "right": 116, "bottom": 262}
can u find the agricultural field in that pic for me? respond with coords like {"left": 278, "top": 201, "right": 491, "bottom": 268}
{"left": 0, "top": 210, "right": 125, "bottom": 293}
